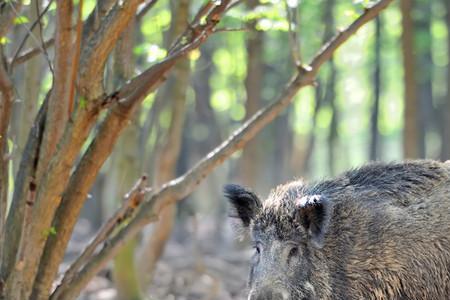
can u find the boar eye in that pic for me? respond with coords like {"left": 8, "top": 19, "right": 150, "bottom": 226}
{"left": 288, "top": 246, "right": 299, "bottom": 258}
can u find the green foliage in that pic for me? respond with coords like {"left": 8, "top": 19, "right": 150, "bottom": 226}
{"left": 0, "top": 37, "right": 11, "bottom": 45}
{"left": 13, "top": 16, "right": 29, "bottom": 25}
{"left": 43, "top": 227, "right": 57, "bottom": 238}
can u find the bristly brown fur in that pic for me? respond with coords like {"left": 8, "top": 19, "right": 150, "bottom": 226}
{"left": 227, "top": 160, "right": 450, "bottom": 300}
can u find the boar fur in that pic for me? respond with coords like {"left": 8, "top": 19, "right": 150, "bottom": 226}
{"left": 225, "top": 160, "right": 450, "bottom": 300}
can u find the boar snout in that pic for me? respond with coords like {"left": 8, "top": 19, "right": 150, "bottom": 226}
{"left": 248, "top": 286, "right": 289, "bottom": 300}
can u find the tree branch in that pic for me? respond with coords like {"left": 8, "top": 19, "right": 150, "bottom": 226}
{"left": 136, "top": 0, "right": 159, "bottom": 20}
{"left": 9, "top": 38, "right": 54, "bottom": 69}
{"left": 49, "top": 176, "right": 149, "bottom": 299}
{"left": 9, "top": 0, "right": 54, "bottom": 71}
{"left": 4, "top": 1, "right": 77, "bottom": 297}
{"left": 78, "top": 0, "right": 143, "bottom": 100}
{"left": 285, "top": 0, "right": 301, "bottom": 66}
{"left": 50, "top": 0, "right": 393, "bottom": 298}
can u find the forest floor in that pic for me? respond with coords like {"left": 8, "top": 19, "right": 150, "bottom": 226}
{"left": 65, "top": 217, "right": 251, "bottom": 300}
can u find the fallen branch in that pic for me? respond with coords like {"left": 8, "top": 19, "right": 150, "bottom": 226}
{"left": 50, "top": 0, "right": 393, "bottom": 298}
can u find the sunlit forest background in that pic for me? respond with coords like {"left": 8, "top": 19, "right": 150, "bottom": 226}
{"left": 2, "top": 0, "right": 449, "bottom": 299}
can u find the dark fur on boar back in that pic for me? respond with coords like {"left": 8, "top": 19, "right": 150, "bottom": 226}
{"left": 225, "top": 160, "right": 450, "bottom": 300}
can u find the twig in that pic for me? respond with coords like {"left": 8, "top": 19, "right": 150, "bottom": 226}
{"left": 136, "top": 0, "right": 159, "bottom": 21}
{"left": 50, "top": 1, "right": 394, "bottom": 298}
{"left": 285, "top": 0, "right": 301, "bottom": 66}
{"left": 9, "top": 38, "right": 55, "bottom": 68}
{"left": 9, "top": 0, "right": 55, "bottom": 72}
{"left": 213, "top": 27, "right": 248, "bottom": 33}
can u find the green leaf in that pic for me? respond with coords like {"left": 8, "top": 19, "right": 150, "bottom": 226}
{"left": 79, "top": 97, "right": 87, "bottom": 109}
{"left": 14, "top": 16, "right": 29, "bottom": 25}
{"left": 0, "top": 37, "right": 11, "bottom": 45}
{"left": 43, "top": 226, "right": 57, "bottom": 237}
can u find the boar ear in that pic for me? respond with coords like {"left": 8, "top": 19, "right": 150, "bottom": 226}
{"left": 224, "top": 184, "right": 262, "bottom": 227}
{"left": 295, "top": 195, "right": 333, "bottom": 248}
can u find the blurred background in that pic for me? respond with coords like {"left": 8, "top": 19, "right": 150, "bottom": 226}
{"left": 5, "top": 0, "right": 450, "bottom": 299}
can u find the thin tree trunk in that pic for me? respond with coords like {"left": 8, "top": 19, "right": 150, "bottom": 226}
{"left": 442, "top": 0, "right": 450, "bottom": 160}
{"left": 415, "top": 0, "right": 433, "bottom": 158}
{"left": 0, "top": 50, "right": 14, "bottom": 274}
{"left": 401, "top": 0, "right": 419, "bottom": 159}
{"left": 110, "top": 19, "right": 144, "bottom": 300}
{"left": 302, "top": 83, "right": 323, "bottom": 175}
{"left": 13, "top": 1, "right": 43, "bottom": 173}
{"left": 304, "top": 0, "right": 335, "bottom": 175}
{"left": 370, "top": 16, "right": 382, "bottom": 160}
{"left": 240, "top": 0, "right": 264, "bottom": 188}
{"left": 327, "top": 62, "right": 338, "bottom": 175}
{"left": 139, "top": 0, "right": 191, "bottom": 287}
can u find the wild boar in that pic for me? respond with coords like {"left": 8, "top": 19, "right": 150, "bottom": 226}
{"left": 225, "top": 160, "right": 450, "bottom": 300}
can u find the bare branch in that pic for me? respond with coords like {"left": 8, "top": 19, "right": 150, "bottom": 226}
{"left": 78, "top": 0, "right": 143, "bottom": 100}
{"left": 82, "top": 0, "right": 118, "bottom": 40}
{"left": 136, "top": 0, "right": 159, "bottom": 20}
{"left": 52, "top": 176, "right": 149, "bottom": 294}
{"left": 285, "top": 0, "right": 301, "bottom": 66}
{"left": 9, "top": 0, "right": 55, "bottom": 71}
{"left": 35, "top": 0, "right": 75, "bottom": 180}
{"left": 9, "top": 38, "right": 55, "bottom": 68}
{"left": 213, "top": 27, "right": 248, "bottom": 33}
{"left": 50, "top": 0, "right": 394, "bottom": 298}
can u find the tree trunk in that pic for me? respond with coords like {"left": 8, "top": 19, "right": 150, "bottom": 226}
{"left": 442, "top": 0, "right": 450, "bottom": 160}
{"left": 110, "top": 19, "right": 144, "bottom": 300}
{"left": 240, "top": 0, "right": 264, "bottom": 189}
{"left": 327, "top": 62, "right": 338, "bottom": 175}
{"left": 138, "top": 0, "right": 191, "bottom": 288}
{"left": 415, "top": 0, "right": 433, "bottom": 158}
{"left": 401, "top": 0, "right": 419, "bottom": 159}
{"left": 11, "top": 1, "right": 43, "bottom": 176}
{"left": 370, "top": 16, "right": 382, "bottom": 161}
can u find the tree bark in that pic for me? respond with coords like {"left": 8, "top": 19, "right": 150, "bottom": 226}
{"left": 240, "top": 0, "right": 264, "bottom": 188}
{"left": 109, "top": 19, "right": 144, "bottom": 300}
{"left": 442, "top": 0, "right": 450, "bottom": 160}
{"left": 16, "top": 0, "right": 43, "bottom": 162}
{"left": 415, "top": 0, "right": 433, "bottom": 158}
{"left": 401, "top": 0, "right": 419, "bottom": 159}
{"left": 370, "top": 16, "right": 382, "bottom": 161}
